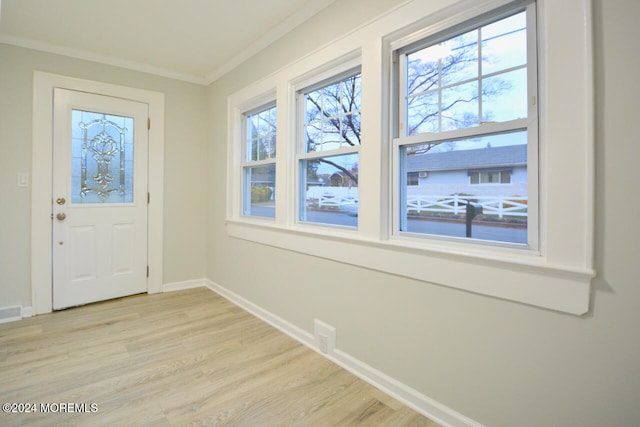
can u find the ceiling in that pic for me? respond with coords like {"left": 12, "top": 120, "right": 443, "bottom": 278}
{"left": 0, "top": 0, "right": 335, "bottom": 84}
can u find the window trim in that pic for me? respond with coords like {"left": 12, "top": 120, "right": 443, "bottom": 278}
{"left": 226, "top": 0, "right": 595, "bottom": 315}
{"left": 241, "top": 101, "right": 277, "bottom": 218}
{"left": 469, "top": 170, "right": 513, "bottom": 185}
{"left": 294, "top": 62, "right": 362, "bottom": 228}
{"left": 227, "top": 86, "right": 278, "bottom": 223}
{"left": 392, "top": 1, "right": 538, "bottom": 249}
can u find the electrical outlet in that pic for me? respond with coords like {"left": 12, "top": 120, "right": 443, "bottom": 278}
{"left": 319, "top": 334, "right": 328, "bottom": 353}
{"left": 314, "top": 319, "right": 336, "bottom": 354}
{"left": 17, "top": 173, "right": 29, "bottom": 187}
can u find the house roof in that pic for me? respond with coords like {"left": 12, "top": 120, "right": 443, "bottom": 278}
{"left": 251, "top": 167, "right": 276, "bottom": 185}
{"left": 406, "top": 144, "right": 527, "bottom": 172}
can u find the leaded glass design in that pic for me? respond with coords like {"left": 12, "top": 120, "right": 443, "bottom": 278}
{"left": 71, "top": 110, "right": 134, "bottom": 204}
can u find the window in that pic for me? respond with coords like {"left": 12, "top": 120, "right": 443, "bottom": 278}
{"left": 407, "top": 172, "right": 420, "bottom": 186}
{"left": 226, "top": 0, "right": 594, "bottom": 314}
{"left": 394, "top": 3, "right": 536, "bottom": 246}
{"left": 242, "top": 103, "right": 277, "bottom": 218}
{"left": 469, "top": 170, "right": 511, "bottom": 185}
{"left": 71, "top": 110, "right": 134, "bottom": 204}
{"left": 298, "top": 70, "right": 361, "bottom": 227}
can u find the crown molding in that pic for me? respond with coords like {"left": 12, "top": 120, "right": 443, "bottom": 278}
{"left": 0, "top": 34, "right": 208, "bottom": 85}
{"left": 1, "top": 0, "right": 337, "bottom": 86}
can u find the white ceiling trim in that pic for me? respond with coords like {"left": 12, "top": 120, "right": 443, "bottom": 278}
{"left": 0, "top": 0, "right": 337, "bottom": 86}
{"left": 0, "top": 33, "right": 208, "bottom": 85}
{"left": 203, "top": 0, "right": 336, "bottom": 85}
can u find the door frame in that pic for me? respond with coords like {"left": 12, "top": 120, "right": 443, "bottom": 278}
{"left": 32, "top": 71, "right": 165, "bottom": 314}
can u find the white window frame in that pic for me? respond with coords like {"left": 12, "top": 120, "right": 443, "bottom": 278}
{"left": 242, "top": 101, "right": 277, "bottom": 219}
{"left": 295, "top": 64, "right": 362, "bottom": 227}
{"left": 227, "top": 86, "right": 278, "bottom": 223}
{"left": 469, "top": 170, "right": 512, "bottom": 185}
{"left": 392, "top": 1, "right": 537, "bottom": 250}
{"left": 226, "top": 0, "right": 595, "bottom": 315}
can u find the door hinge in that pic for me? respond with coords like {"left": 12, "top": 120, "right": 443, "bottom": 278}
{"left": 147, "top": 117, "right": 151, "bottom": 130}
{"left": 147, "top": 192, "right": 150, "bottom": 204}
{"left": 147, "top": 266, "right": 150, "bottom": 278}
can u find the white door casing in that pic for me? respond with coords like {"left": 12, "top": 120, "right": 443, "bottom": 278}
{"left": 52, "top": 89, "right": 148, "bottom": 309}
{"left": 32, "top": 72, "right": 165, "bottom": 314}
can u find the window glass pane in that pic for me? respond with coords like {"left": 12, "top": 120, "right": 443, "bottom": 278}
{"left": 247, "top": 105, "right": 277, "bottom": 161}
{"left": 482, "top": 68, "right": 527, "bottom": 122}
{"left": 71, "top": 109, "right": 134, "bottom": 204}
{"left": 342, "top": 74, "right": 362, "bottom": 112}
{"left": 483, "top": 171, "right": 500, "bottom": 183}
{"left": 441, "top": 81, "right": 479, "bottom": 131}
{"left": 305, "top": 91, "right": 322, "bottom": 123}
{"left": 301, "top": 153, "right": 358, "bottom": 227}
{"left": 440, "top": 30, "right": 478, "bottom": 87}
{"left": 244, "top": 164, "right": 276, "bottom": 218}
{"left": 400, "top": 130, "right": 527, "bottom": 244}
{"left": 407, "top": 172, "right": 419, "bottom": 186}
{"left": 304, "top": 73, "right": 362, "bottom": 152}
{"left": 481, "top": 12, "right": 527, "bottom": 76}
{"left": 323, "top": 82, "right": 341, "bottom": 117}
{"left": 404, "top": 11, "right": 528, "bottom": 137}
{"left": 244, "top": 104, "right": 277, "bottom": 218}
{"left": 407, "top": 92, "right": 439, "bottom": 135}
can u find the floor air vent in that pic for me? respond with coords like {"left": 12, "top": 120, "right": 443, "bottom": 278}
{"left": 0, "top": 306, "right": 22, "bottom": 323}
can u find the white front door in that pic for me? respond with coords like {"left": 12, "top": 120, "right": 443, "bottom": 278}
{"left": 52, "top": 88, "right": 149, "bottom": 310}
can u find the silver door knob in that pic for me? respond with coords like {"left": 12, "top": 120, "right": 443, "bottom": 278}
{"left": 56, "top": 213, "right": 66, "bottom": 221}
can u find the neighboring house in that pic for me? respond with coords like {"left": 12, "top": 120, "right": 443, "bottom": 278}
{"left": 250, "top": 166, "right": 276, "bottom": 201}
{"left": 250, "top": 167, "right": 276, "bottom": 189}
{"left": 405, "top": 144, "right": 528, "bottom": 198}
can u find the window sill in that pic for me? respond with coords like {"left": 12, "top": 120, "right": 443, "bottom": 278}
{"left": 224, "top": 0, "right": 596, "bottom": 316}
{"left": 226, "top": 218, "right": 593, "bottom": 315}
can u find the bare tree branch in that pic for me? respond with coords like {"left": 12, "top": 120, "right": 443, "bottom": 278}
{"left": 318, "top": 158, "right": 358, "bottom": 184}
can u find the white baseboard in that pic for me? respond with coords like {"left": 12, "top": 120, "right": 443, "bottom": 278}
{"left": 0, "top": 305, "right": 32, "bottom": 323}
{"left": 203, "top": 279, "right": 316, "bottom": 347}
{"left": 329, "top": 349, "right": 483, "bottom": 427}
{"left": 162, "top": 279, "right": 210, "bottom": 293}
{"left": 196, "top": 279, "right": 483, "bottom": 427}
{"left": 21, "top": 306, "right": 33, "bottom": 319}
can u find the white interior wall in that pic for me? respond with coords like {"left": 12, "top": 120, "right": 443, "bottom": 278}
{"left": 206, "top": 0, "right": 640, "bottom": 426}
{"left": 0, "top": 43, "right": 208, "bottom": 308}
{"left": 0, "top": 0, "right": 637, "bottom": 425}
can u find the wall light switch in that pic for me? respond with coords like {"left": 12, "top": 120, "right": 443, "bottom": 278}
{"left": 17, "top": 173, "right": 29, "bottom": 187}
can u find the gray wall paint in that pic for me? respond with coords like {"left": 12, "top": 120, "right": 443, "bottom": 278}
{"left": 0, "top": 0, "right": 638, "bottom": 425}
{"left": 0, "top": 43, "right": 208, "bottom": 307}
{"left": 206, "top": 0, "right": 640, "bottom": 426}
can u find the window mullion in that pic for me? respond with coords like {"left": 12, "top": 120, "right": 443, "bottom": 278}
{"left": 397, "top": 53, "right": 407, "bottom": 137}
{"left": 478, "top": 27, "right": 483, "bottom": 123}
{"left": 437, "top": 57, "right": 443, "bottom": 133}
{"left": 394, "top": 117, "right": 530, "bottom": 148}
{"left": 393, "top": 5, "right": 534, "bottom": 247}
{"left": 297, "top": 146, "right": 360, "bottom": 161}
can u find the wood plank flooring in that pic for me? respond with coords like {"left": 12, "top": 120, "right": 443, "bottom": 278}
{"left": 0, "top": 288, "right": 439, "bottom": 426}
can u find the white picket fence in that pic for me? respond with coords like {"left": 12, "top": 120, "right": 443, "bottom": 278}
{"left": 306, "top": 187, "right": 527, "bottom": 217}
{"left": 307, "top": 187, "right": 358, "bottom": 208}
{"left": 406, "top": 194, "right": 528, "bottom": 218}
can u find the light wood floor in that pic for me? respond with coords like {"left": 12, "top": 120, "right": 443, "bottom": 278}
{"left": 0, "top": 288, "right": 439, "bottom": 426}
